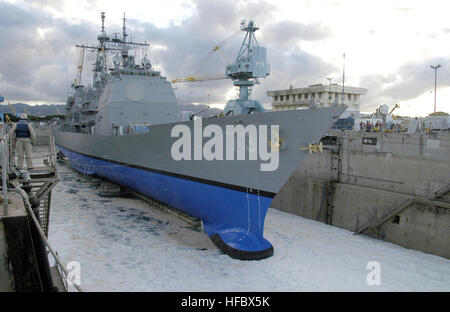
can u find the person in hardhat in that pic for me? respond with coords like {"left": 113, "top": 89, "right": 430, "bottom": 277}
{"left": 11, "top": 113, "right": 36, "bottom": 170}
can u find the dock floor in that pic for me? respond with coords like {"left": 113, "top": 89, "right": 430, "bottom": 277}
{"left": 47, "top": 160, "right": 450, "bottom": 291}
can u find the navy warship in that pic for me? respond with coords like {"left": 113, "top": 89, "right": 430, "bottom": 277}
{"left": 55, "top": 13, "right": 345, "bottom": 260}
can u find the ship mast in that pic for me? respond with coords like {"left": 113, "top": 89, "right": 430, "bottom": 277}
{"left": 75, "top": 12, "right": 150, "bottom": 91}
{"left": 75, "top": 12, "right": 113, "bottom": 89}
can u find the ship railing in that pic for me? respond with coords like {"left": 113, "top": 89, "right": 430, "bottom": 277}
{"left": 14, "top": 186, "right": 83, "bottom": 292}
{"left": 0, "top": 129, "right": 10, "bottom": 216}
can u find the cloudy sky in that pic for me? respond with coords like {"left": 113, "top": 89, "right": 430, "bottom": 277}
{"left": 1, "top": 0, "right": 450, "bottom": 116}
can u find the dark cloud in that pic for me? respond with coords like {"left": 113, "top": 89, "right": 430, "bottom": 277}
{"left": 0, "top": 1, "right": 98, "bottom": 102}
{"left": 358, "top": 57, "right": 450, "bottom": 111}
{"left": 263, "top": 20, "right": 331, "bottom": 47}
{"left": 0, "top": 0, "right": 353, "bottom": 110}
{"left": 0, "top": 2, "right": 43, "bottom": 27}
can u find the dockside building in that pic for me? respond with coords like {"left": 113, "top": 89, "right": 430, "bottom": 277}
{"left": 267, "top": 83, "right": 367, "bottom": 111}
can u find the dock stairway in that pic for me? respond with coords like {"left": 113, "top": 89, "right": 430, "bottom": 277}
{"left": 1, "top": 127, "right": 81, "bottom": 291}
{"left": 20, "top": 131, "right": 59, "bottom": 237}
{"left": 354, "top": 182, "right": 450, "bottom": 235}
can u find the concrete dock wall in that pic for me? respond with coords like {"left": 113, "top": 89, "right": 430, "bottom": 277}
{"left": 0, "top": 220, "right": 13, "bottom": 291}
{"left": 272, "top": 131, "right": 450, "bottom": 259}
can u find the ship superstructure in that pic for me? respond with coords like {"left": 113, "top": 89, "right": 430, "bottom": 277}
{"left": 65, "top": 13, "right": 177, "bottom": 136}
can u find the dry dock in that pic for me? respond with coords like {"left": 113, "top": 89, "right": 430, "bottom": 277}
{"left": 4, "top": 127, "right": 448, "bottom": 291}
{"left": 48, "top": 160, "right": 450, "bottom": 291}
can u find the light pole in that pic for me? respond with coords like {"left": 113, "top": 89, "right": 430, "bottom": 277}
{"left": 430, "top": 64, "right": 441, "bottom": 113}
{"left": 326, "top": 77, "right": 333, "bottom": 106}
{"left": 342, "top": 53, "right": 346, "bottom": 106}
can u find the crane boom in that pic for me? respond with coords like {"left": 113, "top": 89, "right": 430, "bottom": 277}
{"left": 75, "top": 44, "right": 86, "bottom": 86}
{"left": 171, "top": 74, "right": 228, "bottom": 84}
{"left": 8, "top": 101, "right": 15, "bottom": 115}
{"left": 213, "top": 45, "right": 227, "bottom": 65}
{"left": 170, "top": 45, "right": 229, "bottom": 84}
{"left": 389, "top": 103, "right": 400, "bottom": 115}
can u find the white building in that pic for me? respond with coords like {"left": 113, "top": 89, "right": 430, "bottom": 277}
{"left": 267, "top": 83, "right": 367, "bottom": 111}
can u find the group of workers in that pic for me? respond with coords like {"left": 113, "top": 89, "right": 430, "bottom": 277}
{"left": 359, "top": 121, "right": 402, "bottom": 133}
{"left": 415, "top": 121, "right": 435, "bottom": 134}
{"left": 1, "top": 113, "right": 36, "bottom": 170}
{"left": 359, "top": 121, "right": 383, "bottom": 132}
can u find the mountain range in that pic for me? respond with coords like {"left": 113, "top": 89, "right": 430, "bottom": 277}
{"left": 0, "top": 103, "right": 65, "bottom": 116}
{"left": 0, "top": 103, "right": 223, "bottom": 117}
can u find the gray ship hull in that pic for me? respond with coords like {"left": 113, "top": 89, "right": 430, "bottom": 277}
{"left": 55, "top": 107, "right": 344, "bottom": 260}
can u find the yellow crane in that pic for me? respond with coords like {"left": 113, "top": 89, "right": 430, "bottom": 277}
{"left": 75, "top": 44, "right": 86, "bottom": 86}
{"left": 3, "top": 101, "right": 15, "bottom": 124}
{"left": 389, "top": 103, "right": 400, "bottom": 119}
{"left": 171, "top": 45, "right": 229, "bottom": 85}
{"left": 8, "top": 101, "right": 15, "bottom": 115}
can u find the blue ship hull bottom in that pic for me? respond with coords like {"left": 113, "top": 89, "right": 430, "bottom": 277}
{"left": 57, "top": 146, "right": 275, "bottom": 260}
{"left": 210, "top": 234, "right": 273, "bottom": 260}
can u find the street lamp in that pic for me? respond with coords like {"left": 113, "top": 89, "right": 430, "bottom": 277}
{"left": 326, "top": 77, "right": 333, "bottom": 106}
{"left": 430, "top": 64, "right": 442, "bottom": 113}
